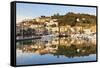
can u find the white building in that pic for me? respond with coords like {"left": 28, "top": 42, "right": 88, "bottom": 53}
{"left": 45, "top": 19, "right": 59, "bottom": 35}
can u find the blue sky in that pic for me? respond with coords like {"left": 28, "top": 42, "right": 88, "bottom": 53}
{"left": 16, "top": 3, "right": 96, "bottom": 22}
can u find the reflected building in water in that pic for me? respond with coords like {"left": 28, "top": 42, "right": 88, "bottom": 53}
{"left": 16, "top": 37, "right": 96, "bottom": 58}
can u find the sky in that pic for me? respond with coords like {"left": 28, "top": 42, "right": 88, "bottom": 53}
{"left": 16, "top": 3, "right": 96, "bottom": 23}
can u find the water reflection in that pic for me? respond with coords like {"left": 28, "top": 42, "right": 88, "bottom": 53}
{"left": 16, "top": 37, "right": 96, "bottom": 65}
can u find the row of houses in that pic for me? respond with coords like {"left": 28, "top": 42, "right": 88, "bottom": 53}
{"left": 16, "top": 16, "right": 96, "bottom": 37}
{"left": 16, "top": 17, "right": 59, "bottom": 36}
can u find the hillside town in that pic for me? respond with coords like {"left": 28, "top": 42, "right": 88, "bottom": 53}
{"left": 16, "top": 13, "right": 96, "bottom": 41}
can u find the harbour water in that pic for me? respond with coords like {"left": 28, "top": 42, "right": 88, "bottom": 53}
{"left": 16, "top": 37, "right": 96, "bottom": 65}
